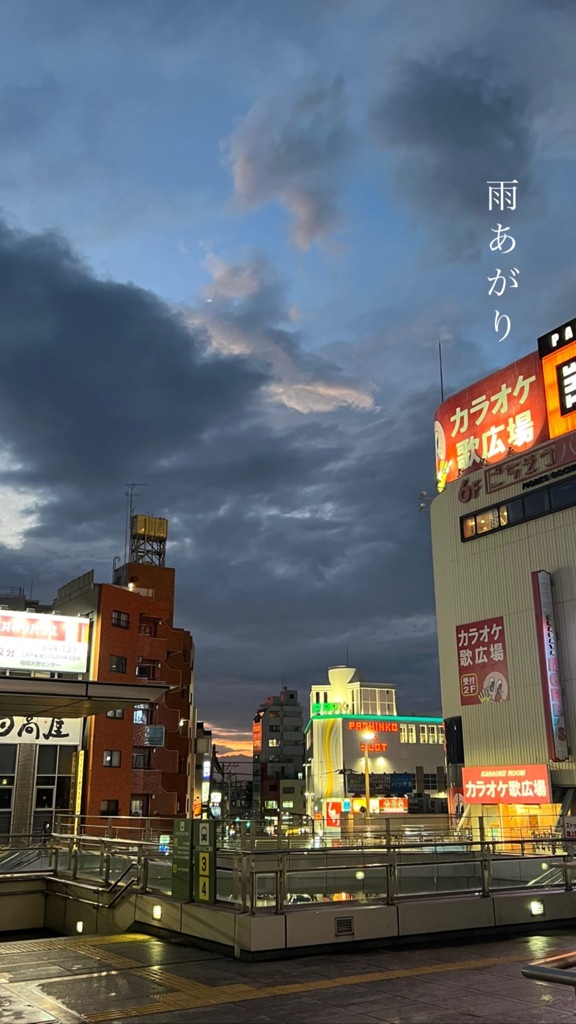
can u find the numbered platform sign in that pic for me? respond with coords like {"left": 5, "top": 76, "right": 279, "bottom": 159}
{"left": 193, "top": 819, "right": 216, "bottom": 903}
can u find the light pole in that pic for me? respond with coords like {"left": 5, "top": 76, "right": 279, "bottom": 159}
{"left": 362, "top": 731, "right": 375, "bottom": 824}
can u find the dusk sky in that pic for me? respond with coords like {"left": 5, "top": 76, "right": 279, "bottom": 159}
{"left": 1, "top": 0, "right": 576, "bottom": 758}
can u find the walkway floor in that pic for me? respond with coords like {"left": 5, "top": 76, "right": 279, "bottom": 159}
{"left": 1, "top": 928, "right": 576, "bottom": 1023}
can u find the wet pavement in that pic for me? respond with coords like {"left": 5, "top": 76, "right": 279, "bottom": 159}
{"left": 0, "top": 929, "right": 575, "bottom": 1022}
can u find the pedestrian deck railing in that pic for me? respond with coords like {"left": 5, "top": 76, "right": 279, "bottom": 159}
{"left": 8, "top": 832, "right": 572, "bottom": 914}
{"left": 522, "top": 952, "right": 576, "bottom": 1003}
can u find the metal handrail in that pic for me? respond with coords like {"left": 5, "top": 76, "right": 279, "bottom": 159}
{"left": 107, "top": 861, "right": 136, "bottom": 893}
{"left": 522, "top": 951, "right": 576, "bottom": 993}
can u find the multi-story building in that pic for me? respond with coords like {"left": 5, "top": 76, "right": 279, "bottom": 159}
{"left": 306, "top": 667, "right": 446, "bottom": 830}
{"left": 252, "top": 688, "right": 305, "bottom": 823}
{"left": 431, "top": 316, "right": 576, "bottom": 835}
{"left": 0, "top": 514, "right": 203, "bottom": 835}
{"left": 54, "top": 515, "right": 195, "bottom": 820}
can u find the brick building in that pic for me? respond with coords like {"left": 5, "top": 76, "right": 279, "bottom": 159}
{"left": 55, "top": 515, "right": 195, "bottom": 820}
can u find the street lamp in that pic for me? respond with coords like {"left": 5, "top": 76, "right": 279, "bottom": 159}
{"left": 362, "top": 731, "right": 375, "bottom": 823}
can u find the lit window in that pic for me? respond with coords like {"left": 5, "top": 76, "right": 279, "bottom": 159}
{"left": 282, "top": 800, "right": 294, "bottom": 808}
{"left": 462, "top": 516, "right": 476, "bottom": 539}
{"left": 269, "top": 739, "right": 280, "bottom": 747}
{"left": 400, "top": 724, "right": 407, "bottom": 743}
{"left": 428, "top": 725, "right": 437, "bottom": 743}
{"left": 103, "top": 750, "right": 121, "bottom": 767}
{"left": 133, "top": 705, "right": 151, "bottom": 725}
{"left": 407, "top": 725, "right": 416, "bottom": 743}
{"left": 476, "top": 509, "right": 500, "bottom": 534}
{"left": 106, "top": 709, "right": 124, "bottom": 719}
{"left": 419, "top": 725, "right": 427, "bottom": 743}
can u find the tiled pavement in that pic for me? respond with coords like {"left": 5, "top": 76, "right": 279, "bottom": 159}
{"left": 0, "top": 929, "right": 576, "bottom": 1023}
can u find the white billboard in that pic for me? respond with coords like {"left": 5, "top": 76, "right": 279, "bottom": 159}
{"left": 0, "top": 610, "right": 90, "bottom": 674}
{"left": 0, "top": 716, "right": 82, "bottom": 745}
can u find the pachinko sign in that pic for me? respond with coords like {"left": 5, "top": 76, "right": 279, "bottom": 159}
{"left": 0, "top": 611, "right": 90, "bottom": 673}
{"left": 462, "top": 764, "right": 550, "bottom": 805}
{"left": 456, "top": 616, "right": 509, "bottom": 707}
{"left": 434, "top": 351, "right": 548, "bottom": 490}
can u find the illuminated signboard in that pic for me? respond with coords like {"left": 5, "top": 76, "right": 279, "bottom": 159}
{"left": 347, "top": 721, "right": 398, "bottom": 732}
{"left": 462, "top": 764, "right": 550, "bottom": 805}
{"left": 531, "top": 570, "right": 569, "bottom": 762}
{"left": 326, "top": 800, "right": 341, "bottom": 828}
{"left": 0, "top": 716, "right": 82, "bottom": 746}
{"left": 312, "top": 702, "right": 340, "bottom": 715}
{"left": 537, "top": 316, "right": 576, "bottom": 359}
{"left": 252, "top": 718, "right": 262, "bottom": 754}
{"left": 0, "top": 610, "right": 90, "bottom": 674}
{"left": 434, "top": 351, "right": 547, "bottom": 489}
{"left": 379, "top": 797, "right": 408, "bottom": 813}
{"left": 543, "top": 339, "right": 576, "bottom": 439}
{"left": 455, "top": 616, "right": 509, "bottom": 707}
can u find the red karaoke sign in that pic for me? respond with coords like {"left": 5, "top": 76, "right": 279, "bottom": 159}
{"left": 462, "top": 765, "right": 550, "bottom": 805}
{"left": 456, "top": 616, "right": 509, "bottom": 707}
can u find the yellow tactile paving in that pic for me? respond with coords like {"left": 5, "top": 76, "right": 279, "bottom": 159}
{"left": 68, "top": 939, "right": 532, "bottom": 1023}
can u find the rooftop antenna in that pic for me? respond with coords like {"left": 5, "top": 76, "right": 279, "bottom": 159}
{"left": 124, "top": 483, "right": 145, "bottom": 565}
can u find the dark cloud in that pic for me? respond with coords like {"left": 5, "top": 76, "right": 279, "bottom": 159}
{"left": 0, "top": 219, "right": 440, "bottom": 733}
{"left": 0, "top": 220, "right": 266, "bottom": 497}
{"left": 371, "top": 55, "right": 534, "bottom": 258}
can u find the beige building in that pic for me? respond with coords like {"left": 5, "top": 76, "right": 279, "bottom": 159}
{"left": 431, "top": 324, "right": 576, "bottom": 835}
{"left": 305, "top": 667, "right": 446, "bottom": 832}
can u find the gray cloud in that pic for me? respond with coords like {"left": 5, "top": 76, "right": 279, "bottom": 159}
{"left": 227, "top": 75, "right": 351, "bottom": 249}
{"left": 0, "top": 219, "right": 440, "bottom": 733}
{"left": 371, "top": 55, "right": 534, "bottom": 259}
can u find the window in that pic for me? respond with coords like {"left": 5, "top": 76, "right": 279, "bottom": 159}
{"left": 428, "top": 725, "right": 438, "bottom": 744}
{"left": 282, "top": 800, "right": 294, "bottom": 808}
{"left": 130, "top": 796, "right": 148, "bottom": 817}
{"left": 551, "top": 477, "right": 576, "bottom": 510}
{"left": 419, "top": 725, "right": 428, "bottom": 743}
{"left": 100, "top": 799, "right": 119, "bottom": 816}
{"left": 400, "top": 723, "right": 407, "bottom": 743}
{"left": 460, "top": 474, "right": 576, "bottom": 543}
{"left": 109, "top": 655, "right": 127, "bottom": 673}
{"left": 264, "top": 800, "right": 278, "bottom": 809}
{"left": 283, "top": 786, "right": 295, "bottom": 794}
{"left": 407, "top": 724, "right": 416, "bottom": 743}
{"left": 133, "top": 704, "right": 151, "bottom": 725}
{"left": 103, "top": 750, "right": 121, "bottom": 767}
{"left": 269, "top": 724, "right": 280, "bottom": 733}
{"left": 523, "top": 489, "right": 550, "bottom": 520}
{"left": 361, "top": 688, "right": 378, "bottom": 714}
{"left": 423, "top": 773, "right": 438, "bottom": 791}
{"left": 106, "top": 708, "right": 124, "bottom": 719}
{"left": 112, "top": 610, "right": 130, "bottom": 629}
{"left": 132, "top": 747, "right": 152, "bottom": 770}
{"left": 476, "top": 508, "right": 500, "bottom": 535}
{"left": 269, "top": 739, "right": 279, "bottom": 747}
{"left": 462, "top": 515, "right": 476, "bottom": 539}
{"left": 269, "top": 710, "right": 280, "bottom": 718}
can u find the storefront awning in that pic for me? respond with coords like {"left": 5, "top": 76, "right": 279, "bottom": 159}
{"left": 0, "top": 678, "right": 171, "bottom": 718}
